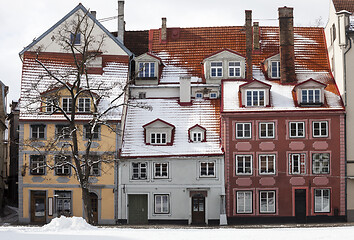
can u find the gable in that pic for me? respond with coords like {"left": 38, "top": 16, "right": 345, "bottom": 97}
{"left": 19, "top": 4, "right": 132, "bottom": 57}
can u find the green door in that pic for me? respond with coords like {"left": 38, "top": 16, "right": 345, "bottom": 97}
{"left": 128, "top": 194, "right": 148, "bottom": 224}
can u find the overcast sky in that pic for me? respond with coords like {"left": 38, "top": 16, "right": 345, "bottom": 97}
{"left": 0, "top": 0, "right": 331, "bottom": 104}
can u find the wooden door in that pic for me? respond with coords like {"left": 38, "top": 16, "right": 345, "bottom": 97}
{"left": 90, "top": 192, "right": 98, "bottom": 225}
{"left": 295, "top": 189, "right": 307, "bottom": 223}
{"left": 128, "top": 194, "right": 148, "bottom": 224}
{"left": 30, "top": 191, "right": 46, "bottom": 223}
{"left": 192, "top": 194, "right": 205, "bottom": 225}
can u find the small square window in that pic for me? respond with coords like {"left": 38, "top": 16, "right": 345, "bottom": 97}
{"left": 289, "top": 122, "right": 305, "bottom": 138}
{"left": 154, "top": 194, "right": 169, "bottom": 214}
{"left": 313, "top": 121, "right": 328, "bottom": 138}
{"left": 236, "top": 123, "right": 251, "bottom": 139}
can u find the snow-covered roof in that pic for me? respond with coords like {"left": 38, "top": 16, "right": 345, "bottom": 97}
{"left": 19, "top": 53, "right": 129, "bottom": 121}
{"left": 121, "top": 99, "right": 222, "bottom": 157}
{"left": 222, "top": 67, "right": 344, "bottom": 112}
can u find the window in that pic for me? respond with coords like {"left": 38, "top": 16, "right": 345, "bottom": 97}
{"left": 312, "top": 153, "right": 330, "bottom": 174}
{"left": 301, "top": 89, "right": 321, "bottom": 105}
{"left": 259, "top": 191, "right": 275, "bottom": 213}
{"left": 271, "top": 61, "right": 280, "bottom": 78}
{"left": 55, "top": 155, "right": 71, "bottom": 176}
{"left": 30, "top": 155, "right": 45, "bottom": 175}
{"left": 246, "top": 90, "right": 265, "bottom": 107}
{"left": 138, "top": 62, "right": 156, "bottom": 78}
{"left": 259, "top": 122, "right": 274, "bottom": 138}
{"left": 193, "top": 132, "right": 203, "bottom": 142}
{"left": 84, "top": 124, "right": 100, "bottom": 140}
{"left": 289, "top": 122, "right": 305, "bottom": 138}
{"left": 236, "top": 155, "right": 252, "bottom": 175}
{"left": 62, "top": 98, "right": 72, "bottom": 113}
{"left": 200, "top": 161, "right": 215, "bottom": 177}
{"left": 209, "top": 92, "right": 218, "bottom": 99}
{"left": 132, "top": 162, "right": 147, "bottom": 180}
{"left": 236, "top": 123, "right": 251, "bottom": 139}
{"left": 78, "top": 98, "right": 90, "bottom": 112}
{"left": 313, "top": 121, "right": 328, "bottom": 138}
{"left": 154, "top": 194, "right": 169, "bottom": 214}
{"left": 151, "top": 133, "right": 167, "bottom": 144}
{"left": 229, "top": 61, "right": 241, "bottom": 77}
{"left": 314, "top": 189, "right": 330, "bottom": 213}
{"left": 259, "top": 155, "right": 275, "bottom": 175}
{"left": 56, "top": 125, "right": 71, "bottom": 139}
{"left": 70, "top": 33, "right": 81, "bottom": 45}
{"left": 289, "top": 153, "right": 306, "bottom": 175}
{"left": 55, "top": 191, "right": 72, "bottom": 217}
{"left": 210, "top": 62, "right": 223, "bottom": 77}
{"left": 31, "top": 125, "right": 45, "bottom": 139}
{"left": 237, "top": 191, "right": 252, "bottom": 214}
{"left": 154, "top": 163, "right": 168, "bottom": 178}
{"left": 195, "top": 93, "right": 203, "bottom": 99}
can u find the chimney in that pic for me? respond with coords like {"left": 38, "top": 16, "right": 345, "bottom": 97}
{"left": 245, "top": 10, "right": 253, "bottom": 80}
{"left": 278, "top": 7, "right": 296, "bottom": 83}
{"left": 118, "top": 1, "right": 125, "bottom": 43}
{"left": 253, "top": 22, "right": 260, "bottom": 50}
{"left": 180, "top": 77, "right": 191, "bottom": 105}
{"left": 90, "top": 11, "right": 97, "bottom": 19}
{"left": 161, "top": 17, "right": 167, "bottom": 42}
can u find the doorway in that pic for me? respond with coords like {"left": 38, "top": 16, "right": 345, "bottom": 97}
{"left": 128, "top": 194, "right": 148, "bottom": 224}
{"left": 192, "top": 194, "right": 205, "bottom": 225}
{"left": 295, "top": 189, "right": 307, "bottom": 223}
{"left": 30, "top": 191, "right": 46, "bottom": 223}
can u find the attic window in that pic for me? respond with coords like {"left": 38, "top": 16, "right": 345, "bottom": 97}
{"left": 301, "top": 89, "right": 321, "bottom": 105}
{"left": 138, "top": 62, "right": 156, "bottom": 78}
{"left": 70, "top": 33, "right": 81, "bottom": 45}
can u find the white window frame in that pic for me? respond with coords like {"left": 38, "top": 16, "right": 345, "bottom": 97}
{"left": 150, "top": 132, "right": 167, "bottom": 144}
{"left": 259, "top": 122, "right": 274, "bottom": 139}
{"left": 259, "top": 154, "right": 276, "bottom": 175}
{"left": 235, "top": 122, "right": 252, "bottom": 139}
{"left": 313, "top": 121, "right": 328, "bottom": 138}
{"left": 235, "top": 155, "right": 252, "bottom": 175}
{"left": 154, "top": 162, "right": 169, "bottom": 179}
{"left": 138, "top": 62, "right": 156, "bottom": 78}
{"left": 154, "top": 194, "right": 170, "bottom": 214}
{"left": 31, "top": 124, "right": 45, "bottom": 139}
{"left": 236, "top": 191, "right": 253, "bottom": 214}
{"left": 228, "top": 61, "right": 241, "bottom": 77}
{"left": 259, "top": 191, "right": 275, "bottom": 213}
{"left": 271, "top": 61, "right": 280, "bottom": 78}
{"left": 132, "top": 162, "right": 147, "bottom": 180}
{"left": 200, "top": 161, "right": 215, "bottom": 177}
{"left": 289, "top": 122, "right": 305, "bottom": 138}
{"left": 312, "top": 153, "right": 330, "bottom": 174}
{"left": 246, "top": 89, "right": 266, "bottom": 107}
{"left": 210, "top": 61, "right": 223, "bottom": 77}
{"left": 62, "top": 97, "right": 72, "bottom": 113}
{"left": 314, "top": 189, "right": 330, "bottom": 213}
{"left": 301, "top": 89, "right": 321, "bottom": 104}
{"left": 78, "top": 98, "right": 91, "bottom": 113}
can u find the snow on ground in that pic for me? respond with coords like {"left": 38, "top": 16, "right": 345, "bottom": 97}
{"left": 0, "top": 217, "right": 354, "bottom": 240}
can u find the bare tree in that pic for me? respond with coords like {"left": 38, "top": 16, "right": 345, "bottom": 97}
{"left": 20, "top": 10, "right": 139, "bottom": 224}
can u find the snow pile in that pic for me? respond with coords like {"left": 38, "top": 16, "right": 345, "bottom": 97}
{"left": 41, "top": 216, "right": 97, "bottom": 232}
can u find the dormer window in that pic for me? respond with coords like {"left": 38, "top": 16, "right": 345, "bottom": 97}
{"left": 189, "top": 124, "right": 206, "bottom": 142}
{"left": 210, "top": 62, "right": 223, "bottom": 77}
{"left": 229, "top": 61, "right": 241, "bottom": 77}
{"left": 271, "top": 61, "right": 280, "bottom": 78}
{"left": 138, "top": 62, "right": 155, "bottom": 78}
{"left": 246, "top": 90, "right": 265, "bottom": 107}
{"left": 301, "top": 89, "right": 321, "bottom": 104}
{"left": 143, "top": 119, "right": 175, "bottom": 146}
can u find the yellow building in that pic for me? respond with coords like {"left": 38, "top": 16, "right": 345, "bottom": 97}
{"left": 18, "top": 3, "right": 132, "bottom": 224}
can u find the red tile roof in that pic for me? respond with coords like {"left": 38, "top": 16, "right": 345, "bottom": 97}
{"left": 333, "top": 0, "right": 354, "bottom": 12}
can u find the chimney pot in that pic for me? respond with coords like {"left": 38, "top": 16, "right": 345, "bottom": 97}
{"left": 245, "top": 10, "right": 253, "bottom": 80}
{"left": 118, "top": 1, "right": 125, "bottom": 43}
{"left": 279, "top": 7, "right": 296, "bottom": 83}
